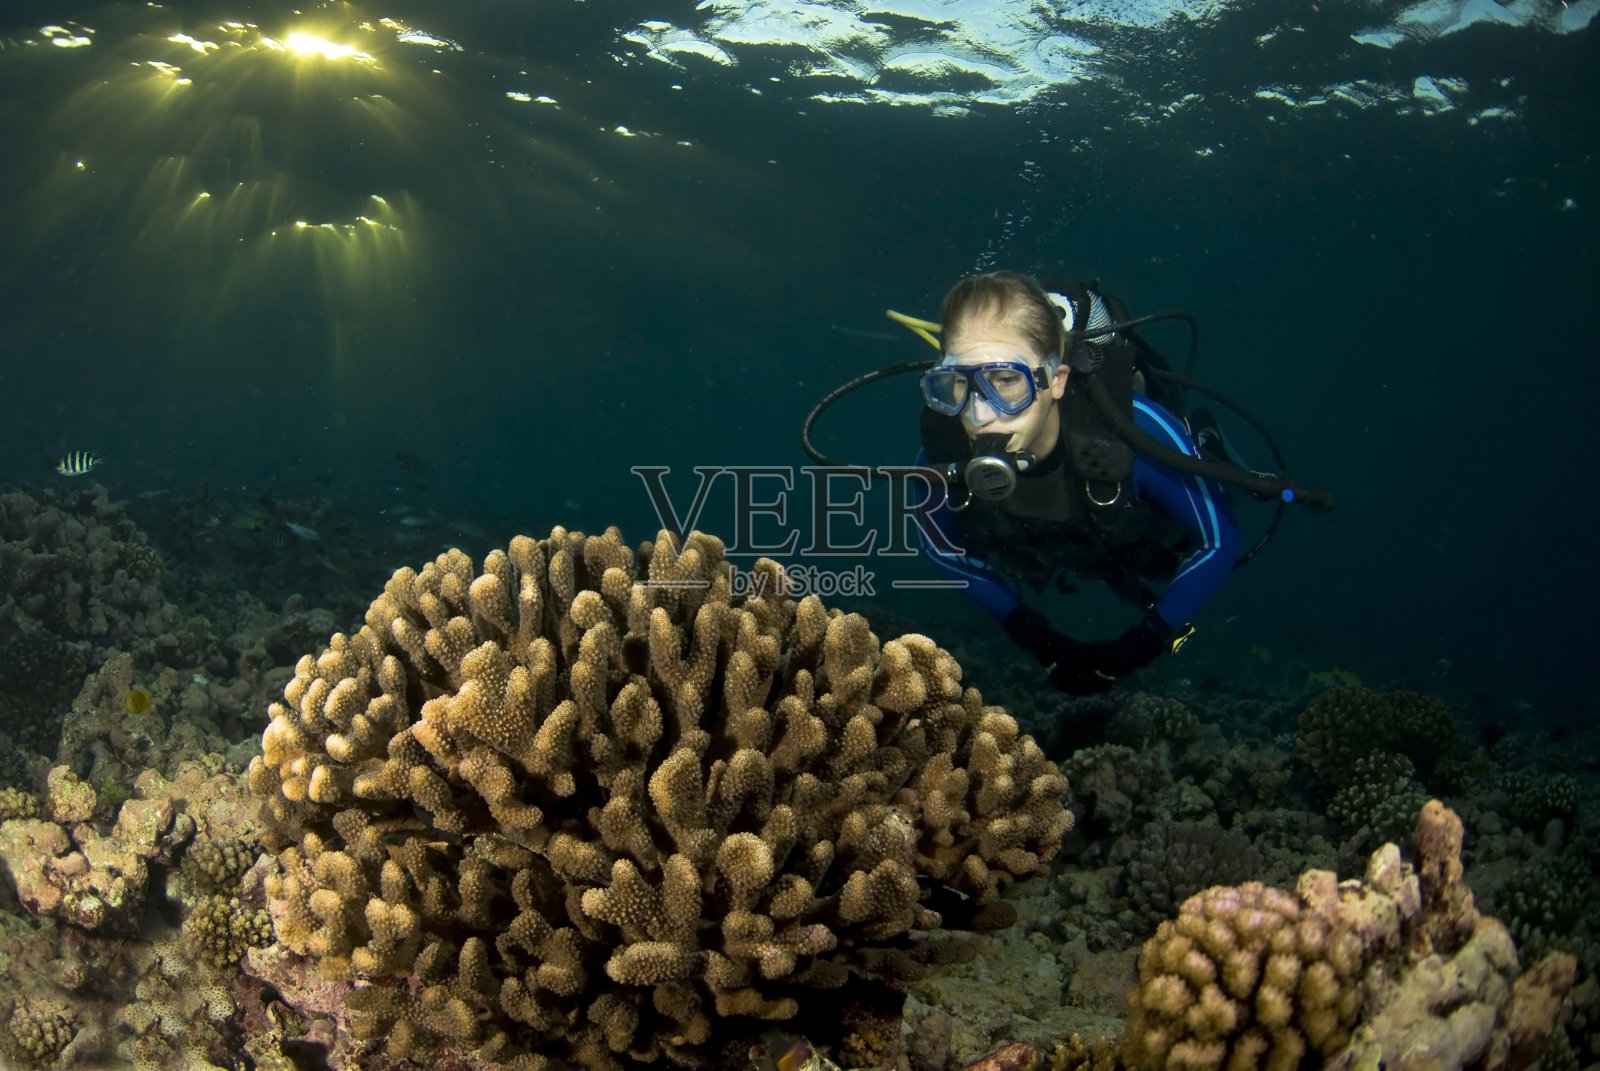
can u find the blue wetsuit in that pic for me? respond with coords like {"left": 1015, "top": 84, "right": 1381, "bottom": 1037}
{"left": 918, "top": 395, "right": 1241, "bottom": 634}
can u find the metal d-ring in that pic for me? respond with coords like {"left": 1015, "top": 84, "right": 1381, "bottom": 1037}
{"left": 1084, "top": 480, "right": 1123, "bottom": 507}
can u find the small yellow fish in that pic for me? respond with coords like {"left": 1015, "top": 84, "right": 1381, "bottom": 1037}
{"left": 123, "top": 686, "right": 152, "bottom": 715}
{"left": 1308, "top": 666, "right": 1362, "bottom": 688}
{"left": 57, "top": 450, "right": 103, "bottom": 476}
{"left": 1250, "top": 644, "right": 1273, "bottom": 665}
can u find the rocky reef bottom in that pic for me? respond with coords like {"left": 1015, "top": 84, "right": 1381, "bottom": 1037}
{"left": 0, "top": 658, "right": 1592, "bottom": 1071}
{"left": 1, "top": 756, "right": 1588, "bottom": 1071}
{"left": 0, "top": 486, "right": 1592, "bottom": 1070}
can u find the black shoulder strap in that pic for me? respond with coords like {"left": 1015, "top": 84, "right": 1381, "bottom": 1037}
{"left": 1045, "top": 286, "right": 1139, "bottom": 485}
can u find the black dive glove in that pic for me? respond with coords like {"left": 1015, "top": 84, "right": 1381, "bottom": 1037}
{"left": 1002, "top": 605, "right": 1089, "bottom": 685}
{"left": 1003, "top": 606, "right": 1175, "bottom": 695}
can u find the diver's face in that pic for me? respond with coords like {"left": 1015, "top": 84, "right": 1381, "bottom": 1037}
{"left": 942, "top": 313, "right": 1067, "bottom": 455}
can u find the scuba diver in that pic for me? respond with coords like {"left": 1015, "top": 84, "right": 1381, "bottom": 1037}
{"left": 916, "top": 270, "right": 1235, "bottom": 695}
{"left": 802, "top": 269, "right": 1332, "bottom": 702}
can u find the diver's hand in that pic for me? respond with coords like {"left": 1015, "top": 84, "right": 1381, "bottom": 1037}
{"left": 1003, "top": 605, "right": 1170, "bottom": 694}
{"left": 1084, "top": 616, "right": 1170, "bottom": 678}
{"left": 1002, "top": 605, "right": 1106, "bottom": 693}
{"left": 1049, "top": 621, "right": 1166, "bottom": 694}
{"left": 1046, "top": 646, "right": 1120, "bottom": 695}
{"left": 1002, "top": 604, "right": 1067, "bottom": 665}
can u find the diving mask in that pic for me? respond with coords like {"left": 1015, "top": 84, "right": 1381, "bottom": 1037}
{"left": 920, "top": 359, "right": 1055, "bottom": 418}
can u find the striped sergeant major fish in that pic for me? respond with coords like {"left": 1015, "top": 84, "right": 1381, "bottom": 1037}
{"left": 56, "top": 451, "right": 103, "bottom": 476}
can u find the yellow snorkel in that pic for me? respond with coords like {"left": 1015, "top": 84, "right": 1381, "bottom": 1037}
{"left": 885, "top": 309, "right": 942, "bottom": 351}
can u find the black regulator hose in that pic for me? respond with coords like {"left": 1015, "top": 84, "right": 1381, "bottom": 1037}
{"left": 1078, "top": 370, "right": 1334, "bottom": 510}
{"left": 800, "top": 360, "right": 934, "bottom": 468}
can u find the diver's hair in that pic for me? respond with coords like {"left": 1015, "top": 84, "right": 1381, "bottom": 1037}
{"left": 939, "top": 270, "right": 1065, "bottom": 360}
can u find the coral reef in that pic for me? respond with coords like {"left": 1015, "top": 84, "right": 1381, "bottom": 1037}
{"left": 0, "top": 765, "right": 197, "bottom": 932}
{"left": 0, "top": 486, "right": 175, "bottom": 653}
{"left": 56, "top": 649, "right": 263, "bottom": 798}
{"left": 0, "top": 480, "right": 289, "bottom": 1069}
{"left": 0, "top": 740, "right": 270, "bottom": 1069}
{"left": 1121, "top": 820, "right": 1262, "bottom": 934}
{"left": 0, "top": 630, "right": 86, "bottom": 750}
{"left": 183, "top": 892, "right": 274, "bottom": 969}
{"left": 0, "top": 470, "right": 1587, "bottom": 1071}
{"left": 123, "top": 483, "right": 400, "bottom": 634}
{"left": 1491, "top": 853, "right": 1597, "bottom": 977}
{"left": 110, "top": 932, "right": 254, "bottom": 1069}
{"left": 1122, "top": 875, "right": 1368, "bottom": 1070}
{"left": 1294, "top": 685, "right": 1457, "bottom": 784}
{"left": 0, "top": 786, "right": 41, "bottom": 821}
{"left": 1506, "top": 773, "right": 1581, "bottom": 832}
{"left": 902, "top": 879, "right": 1119, "bottom": 1068}
{"left": 1104, "top": 693, "right": 1199, "bottom": 749}
{"left": 1046, "top": 1033, "right": 1121, "bottom": 1071}
{"left": 247, "top": 528, "right": 1073, "bottom": 1068}
{"left": 1325, "top": 749, "right": 1430, "bottom": 869}
{"left": 0, "top": 485, "right": 197, "bottom": 759}
{"left": 5, "top": 1004, "right": 75, "bottom": 1066}
{"left": 1062, "top": 745, "right": 1163, "bottom": 841}
{"left": 184, "top": 834, "right": 261, "bottom": 894}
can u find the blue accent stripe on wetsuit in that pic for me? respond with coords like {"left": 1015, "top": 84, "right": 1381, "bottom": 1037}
{"left": 913, "top": 449, "right": 1022, "bottom": 620}
{"left": 1131, "top": 398, "right": 1241, "bottom": 629}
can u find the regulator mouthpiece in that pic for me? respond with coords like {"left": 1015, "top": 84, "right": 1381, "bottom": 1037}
{"left": 964, "top": 456, "right": 1016, "bottom": 500}
{"left": 961, "top": 434, "right": 1035, "bottom": 501}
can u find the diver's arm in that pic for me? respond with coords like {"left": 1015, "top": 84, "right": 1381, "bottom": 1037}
{"left": 1130, "top": 398, "right": 1243, "bottom": 633}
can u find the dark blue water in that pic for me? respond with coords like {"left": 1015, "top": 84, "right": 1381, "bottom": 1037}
{"left": 1, "top": 0, "right": 1595, "bottom": 716}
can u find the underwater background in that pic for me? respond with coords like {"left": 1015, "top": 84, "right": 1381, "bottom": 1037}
{"left": 0, "top": 1, "right": 1597, "bottom": 1069}
{"left": 0, "top": 0, "right": 1594, "bottom": 713}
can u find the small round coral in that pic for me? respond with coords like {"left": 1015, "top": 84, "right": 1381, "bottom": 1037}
{"left": 1123, "top": 820, "right": 1262, "bottom": 933}
{"left": 183, "top": 893, "right": 275, "bottom": 970}
{"left": 184, "top": 835, "right": 259, "bottom": 895}
{"left": 1295, "top": 686, "right": 1456, "bottom": 783}
{"left": 7, "top": 1007, "right": 74, "bottom": 1065}
{"left": 0, "top": 786, "right": 41, "bottom": 821}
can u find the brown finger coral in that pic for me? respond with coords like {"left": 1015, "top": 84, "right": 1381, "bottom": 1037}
{"left": 248, "top": 527, "right": 1072, "bottom": 1069}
